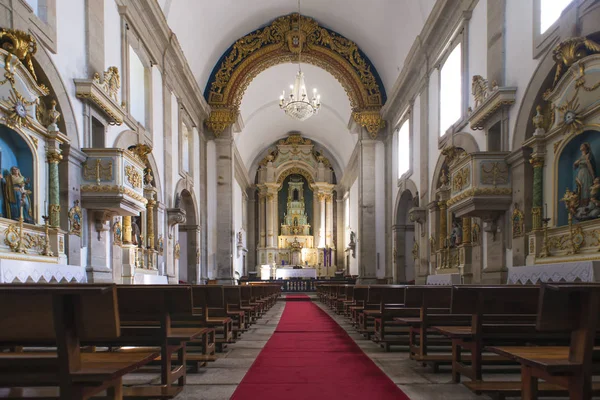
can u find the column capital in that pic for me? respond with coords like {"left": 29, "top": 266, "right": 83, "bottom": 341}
{"left": 46, "top": 149, "right": 63, "bottom": 164}
{"left": 530, "top": 155, "right": 545, "bottom": 168}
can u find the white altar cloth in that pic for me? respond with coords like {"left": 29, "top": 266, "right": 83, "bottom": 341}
{"left": 0, "top": 259, "right": 87, "bottom": 283}
{"left": 507, "top": 261, "right": 600, "bottom": 284}
{"left": 275, "top": 268, "right": 317, "bottom": 279}
{"left": 133, "top": 273, "right": 168, "bottom": 284}
{"left": 426, "top": 273, "right": 461, "bottom": 286}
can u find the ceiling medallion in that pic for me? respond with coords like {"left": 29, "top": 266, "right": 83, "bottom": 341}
{"left": 279, "top": 0, "right": 321, "bottom": 122}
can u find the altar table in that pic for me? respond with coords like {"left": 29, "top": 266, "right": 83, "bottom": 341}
{"left": 275, "top": 268, "right": 317, "bottom": 279}
{"left": 506, "top": 261, "right": 600, "bottom": 284}
{"left": 0, "top": 259, "right": 87, "bottom": 283}
{"left": 426, "top": 273, "right": 461, "bottom": 286}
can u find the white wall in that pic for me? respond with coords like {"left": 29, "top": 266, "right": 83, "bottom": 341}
{"left": 152, "top": 68, "right": 165, "bottom": 200}
{"left": 170, "top": 92, "right": 179, "bottom": 187}
{"left": 506, "top": 0, "right": 540, "bottom": 149}
{"left": 412, "top": 93, "right": 422, "bottom": 190}
{"left": 349, "top": 178, "right": 359, "bottom": 276}
{"left": 233, "top": 180, "right": 244, "bottom": 278}
{"left": 50, "top": 0, "right": 87, "bottom": 147}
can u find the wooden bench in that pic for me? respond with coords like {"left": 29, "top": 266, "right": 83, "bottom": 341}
{"left": 112, "top": 285, "right": 213, "bottom": 385}
{"left": 240, "top": 286, "right": 263, "bottom": 318}
{"left": 205, "top": 285, "right": 245, "bottom": 340}
{"left": 0, "top": 284, "right": 162, "bottom": 399}
{"left": 433, "top": 285, "right": 555, "bottom": 383}
{"left": 371, "top": 286, "right": 420, "bottom": 350}
{"left": 224, "top": 286, "right": 255, "bottom": 326}
{"left": 186, "top": 286, "right": 233, "bottom": 352}
{"left": 487, "top": 284, "right": 600, "bottom": 400}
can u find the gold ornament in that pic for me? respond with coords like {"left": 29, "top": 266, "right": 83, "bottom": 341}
{"left": 0, "top": 28, "right": 38, "bottom": 81}
{"left": 125, "top": 165, "right": 143, "bottom": 189}
{"left": 68, "top": 200, "right": 82, "bottom": 237}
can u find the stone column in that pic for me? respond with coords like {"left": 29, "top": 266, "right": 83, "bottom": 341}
{"left": 214, "top": 128, "right": 235, "bottom": 284}
{"left": 319, "top": 193, "right": 326, "bottom": 248}
{"left": 357, "top": 130, "right": 378, "bottom": 283}
{"left": 336, "top": 197, "right": 345, "bottom": 268}
{"left": 427, "top": 200, "right": 439, "bottom": 273}
{"left": 325, "top": 193, "right": 334, "bottom": 248}
{"left": 266, "top": 193, "right": 274, "bottom": 248}
{"left": 531, "top": 155, "right": 544, "bottom": 231}
{"left": 60, "top": 144, "right": 86, "bottom": 266}
{"left": 258, "top": 191, "right": 266, "bottom": 248}
{"left": 246, "top": 187, "right": 257, "bottom": 271}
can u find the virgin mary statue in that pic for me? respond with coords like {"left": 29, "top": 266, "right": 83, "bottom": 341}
{"left": 574, "top": 142, "right": 597, "bottom": 207}
{"left": 1, "top": 166, "right": 33, "bottom": 223}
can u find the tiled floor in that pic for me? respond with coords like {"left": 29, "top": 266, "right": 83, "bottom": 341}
{"left": 122, "top": 295, "right": 576, "bottom": 399}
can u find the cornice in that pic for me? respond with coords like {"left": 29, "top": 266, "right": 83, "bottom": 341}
{"left": 120, "top": 1, "right": 211, "bottom": 128}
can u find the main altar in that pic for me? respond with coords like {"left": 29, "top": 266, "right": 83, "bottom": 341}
{"left": 255, "top": 133, "right": 337, "bottom": 278}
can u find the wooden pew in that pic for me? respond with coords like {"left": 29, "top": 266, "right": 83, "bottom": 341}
{"left": 113, "top": 285, "right": 213, "bottom": 387}
{"left": 393, "top": 285, "right": 461, "bottom": 361}
{"left": 188, "top": 286, "right": 233, "bottom": 352}
{"left": 357, "top": 285, "right": 405, "bottom": 338}
{"left": 486, "top": 284, "right": 600, "bottom": 400}
{"left": 348, "top": 286, "right": 369, "bottom": 325}
{"left": 371, "top": 286, "right": 421, "bottom": 350}
{"left": 240, "top": 285, "right": 263, "bottom": 317}
{"left": 0, "top": 285, "right": 160, "bottom": 399}
{"left": 433, "top": 285, "right": 548, "bottom": 383}
{"left": 224, "top": 286, "right": 255, "bottom": 325}
{"left": 205, "top": 285, "right": 246, "bottom": 338}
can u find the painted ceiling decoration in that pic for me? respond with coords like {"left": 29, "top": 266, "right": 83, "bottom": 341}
{"left": 204, "top": 13, "right": 387, "bottom": 138}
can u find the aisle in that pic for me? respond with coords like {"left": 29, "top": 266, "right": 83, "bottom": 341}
{"left": 231, "top": 295, "right": 410, "bottom": 400}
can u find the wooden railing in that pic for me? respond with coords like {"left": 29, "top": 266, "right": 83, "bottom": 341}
{"left": 249, "top": 279, "right": 356, "bottom": 292}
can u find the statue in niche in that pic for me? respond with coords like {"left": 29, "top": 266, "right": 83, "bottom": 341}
{"left": 574, "top": 142, "right": 596, "bottom": 208}
{"left": 1, "top": 166, "right": 33, "bottom": 223}
{"left": 131, "top": 217, "right": 142, "bottom": 247}
{"left": 413, "top": 191, "right": 419, "bottom": 208}
{"left": 450, "top": 220, "right": 462, "bottom": 248}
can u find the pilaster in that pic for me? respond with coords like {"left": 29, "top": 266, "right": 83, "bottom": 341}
{"left": 214, "top": 128, "right": 235, "bottom": 283}
{"left": 357, "top": 131, "right": 378, "bottom": 283}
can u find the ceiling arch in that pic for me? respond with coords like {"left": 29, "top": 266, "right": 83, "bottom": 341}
{"left": 203, "top": 13, "right": 387, "bottom": 138}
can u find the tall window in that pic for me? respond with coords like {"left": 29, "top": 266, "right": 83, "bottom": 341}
{"left": 397, "top": 119, "right": 410, "bottom": 177}
{"left": 181, "top": 122, "right": 190, "bottom": 172}
{"left": 129, "top": 46, "right": 146, "bottom": 125}
{"left": 540, "top": 0, "right": 572, "bottom": 33}
{"left": 439, "top": 44, "right": 462, "bottom": 137}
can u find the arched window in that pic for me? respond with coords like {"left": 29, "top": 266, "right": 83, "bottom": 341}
{"left": 540, "top": 0, "right": 572, "bottom": 34}
{"left": 439, "top": 44, "right": 462, "bottom": 137}
{"left": 397, "top": 119, "right": 410, "bottom": 177}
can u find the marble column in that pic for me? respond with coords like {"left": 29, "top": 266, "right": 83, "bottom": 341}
{"left": 266, "top": 193, "right": 274, "bottom": 248}
{"left": 214, "top": 128, "right": 235, "bottom": 284}
{"left": 258, "top": 191, "right": 266, "bottom": 248}
{"left": 46, "top": 149, "right": 62, "bottom": 228}
{"left": 531, "top": 155, "right": 544, "bottom": 231}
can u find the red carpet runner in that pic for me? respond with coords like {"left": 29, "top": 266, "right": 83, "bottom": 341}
{"left": 231, "top": 296, "right": 410, "bottom": 400}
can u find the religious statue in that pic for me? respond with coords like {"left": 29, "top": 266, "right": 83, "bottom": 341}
{"left": 131, "top": 217, "right": 142, "bottom": 247}
{"left": 561, "top": 187, "right": 580, "bottom": 217}
{"left": 174, "top": 241, "right": 180, "bottom": 260}
{"left": 113, "top": 221, "right": 122, "bottom": 246}
{"left": 532, "top": 105, "right": 545, "bottom": 131}
{"left": 450, "top": 221, "right": 462, "bottom": 247}
{"left": 472, "top": 222, "right": 481, "bottom": 245}
{"left": 1, "top": 166, "right": 33, "bottom": 223}
{"left": 574, "top": 142, "right": 596, "bottom": 208}
{"left": 413, "top": 191, "right": 419, "bottom": 208}
{"left": 439, "top": 169, "right": 449, "bottom": 187}
{"left": 349, "top": 231, "right": 356, "bottom": 245}
{"left": 412, "top": 239, "right": 419, "bottom": 260}
{"left": 158, "top": 235, "right": 164, "bottom": 256}
{"left": 512, "top": 203, "right": 525, "bottom": 238}
{"left": 68, "top": 200, "right": 82, "bottom": 237}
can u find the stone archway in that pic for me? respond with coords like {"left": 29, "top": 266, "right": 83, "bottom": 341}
{"left": 393, "top": 190, "right": 415, "bottom": 283}
{"left": 204, "top": 13, "right": 387, "bottom": 137}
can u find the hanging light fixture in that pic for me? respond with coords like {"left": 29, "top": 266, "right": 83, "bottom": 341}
{"left": 279, "top": 0, "right": 321, "bottom": 121}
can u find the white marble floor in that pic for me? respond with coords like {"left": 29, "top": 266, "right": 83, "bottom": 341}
{"left": 122, "top": 295, "right": 579, "bottom": 400}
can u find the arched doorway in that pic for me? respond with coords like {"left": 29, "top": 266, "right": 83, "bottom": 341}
{"left": 393, "top": 190, "right": 415, "bottom": 283}
{"left": 178, "top": 190, "right": 200, "bottom": 283}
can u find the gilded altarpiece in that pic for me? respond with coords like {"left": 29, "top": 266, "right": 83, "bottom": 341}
{"left": 525, "top": 40, "right": 600, "bottom": 266}
{"left": 0, "top": 30, "right": 76, "bottom": 282}
{"left": 256, "top": 133, "right": 336, "bottom": 277}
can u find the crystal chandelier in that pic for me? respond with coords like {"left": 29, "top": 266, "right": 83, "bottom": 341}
{"left": 279, "top": 1, "right": 321, "bottom": 121}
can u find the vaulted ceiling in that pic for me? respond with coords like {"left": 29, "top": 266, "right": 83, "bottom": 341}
{"left": 161, "top": 0, "right": 436, "bottom": 172}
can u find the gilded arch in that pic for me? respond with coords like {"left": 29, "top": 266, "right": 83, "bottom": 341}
{"left": 276, "top": 166, "right": 315, "bottom": 189}
{"left": 204, "top": 13, "right": 387, "bottom": 137}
